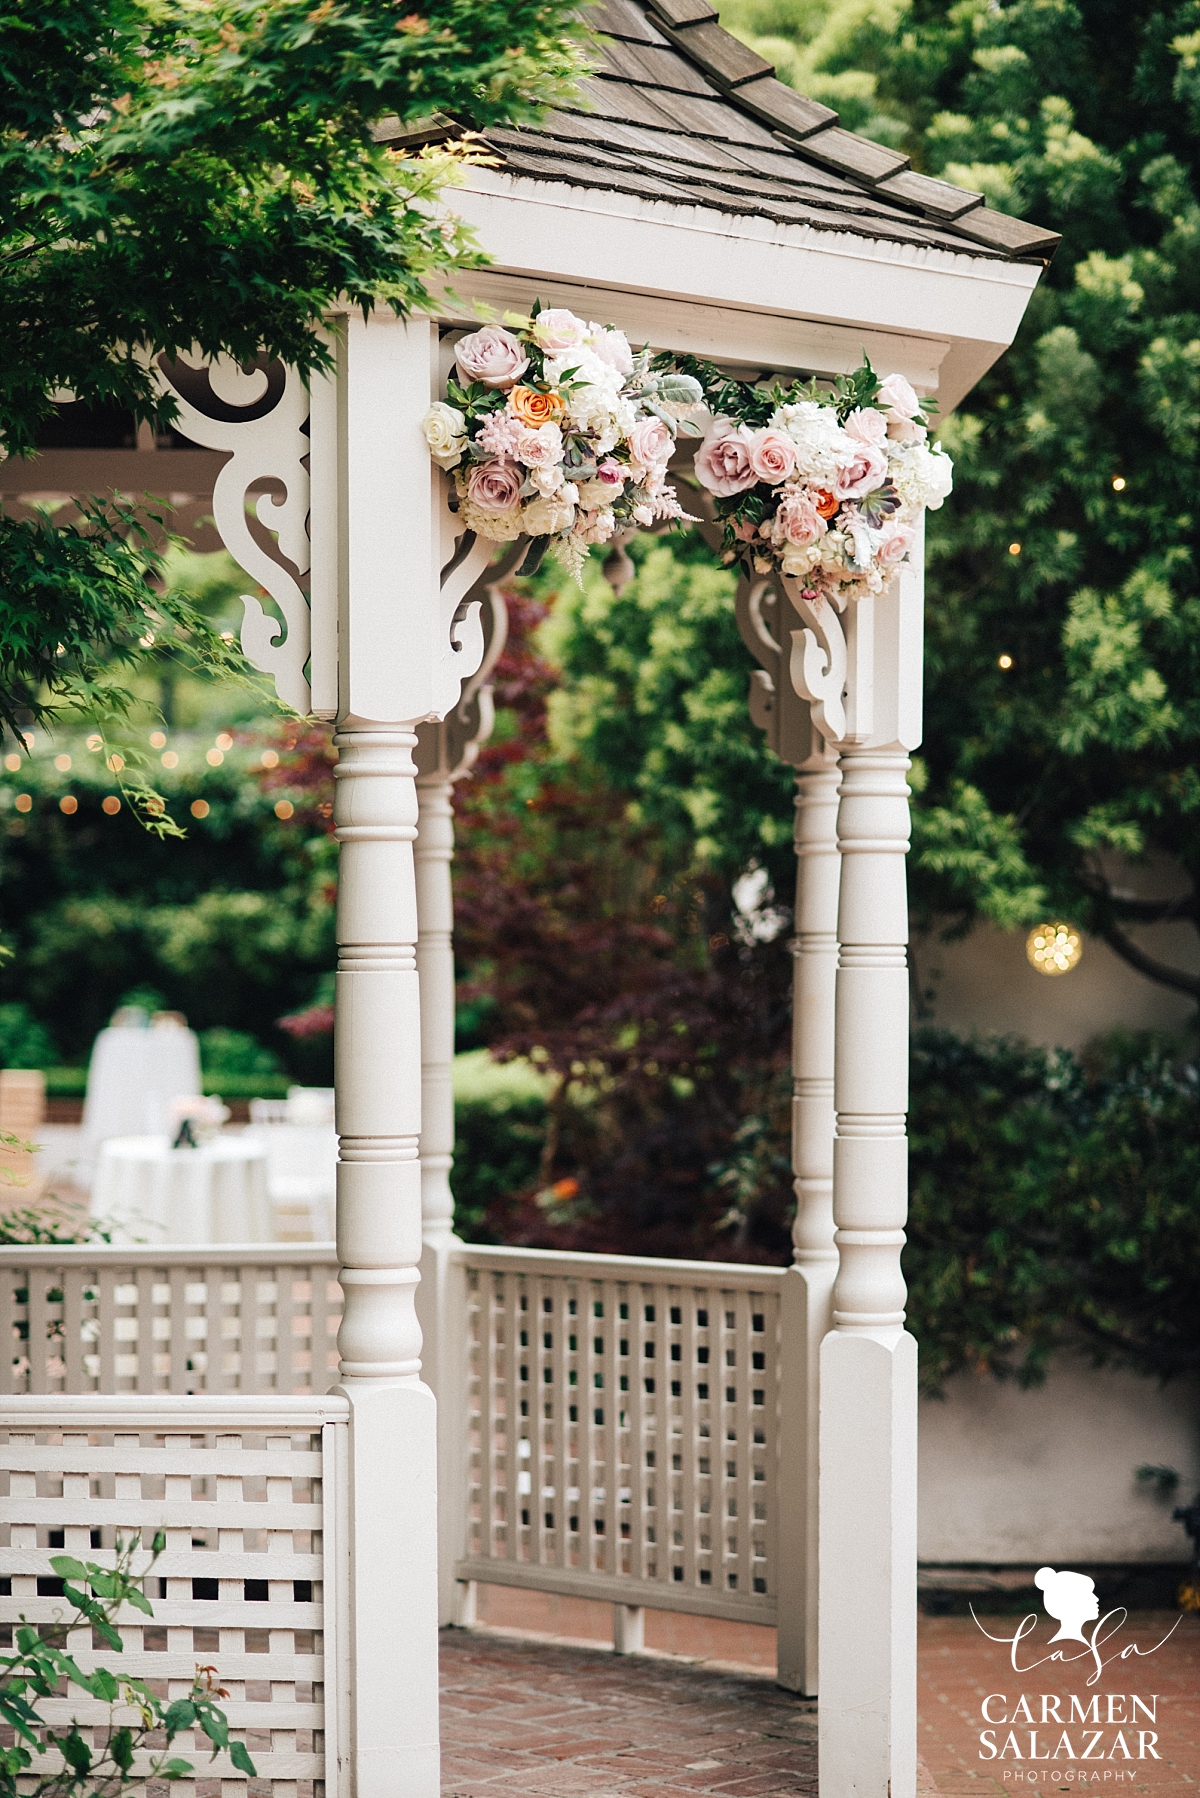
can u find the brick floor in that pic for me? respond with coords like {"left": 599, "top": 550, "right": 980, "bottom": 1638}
{"left": 439, "top": 1631, "right": 818, "bottom": 1797}
{"left": 441, "top": 1603, "right": 1200, "bottom": 1797}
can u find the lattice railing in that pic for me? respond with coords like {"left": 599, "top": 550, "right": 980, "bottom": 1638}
{"left": 0, "top": 1393, "right": 348, "bottom": 1795}
{"left": 454, "top": 1245, "right": 784, "bottom": 1623}
{"left": 0, "top": 1246, "right": 341, "bottom": 1396}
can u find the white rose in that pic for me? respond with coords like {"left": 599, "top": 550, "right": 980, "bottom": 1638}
{"left": 523, "top": 492, "right": 578, "bottom": 535}
{"left": 422, "top": 401, "right": 468, "bottom": 470}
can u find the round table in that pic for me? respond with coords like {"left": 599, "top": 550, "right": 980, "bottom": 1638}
{"left": 81, "top": 1023, "right": 202, "bottom": 1150}
{"left": 91, "top": 1134, "right": 273, "bottom": 1244}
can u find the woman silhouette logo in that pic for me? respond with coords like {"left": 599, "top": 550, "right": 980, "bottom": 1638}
{"left": 1035, "top": 1566, "right": 1100, "bottom": 1643}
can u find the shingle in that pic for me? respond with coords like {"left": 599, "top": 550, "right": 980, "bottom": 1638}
{"left": 950, "top": 206, "right": 1061, "bottom": 259}
{"left": 651, "top": 17, "right": 775, "bottom": 87}
{"left": 874, "top": 169, "right": 983, "bottom": 221}
{"left": 734, "top": 75, "right": 838, "bottom": 141}
{"left": 644, "top": 0, "right": 717, "bottom": 23}
{"left": 790, "top": 124, "right": 909, "bottom": 183}
{"left": 584, "top": 0, "right": 670, "bottom": 43}
{"left": 595, "top": 37, "right": 718, "bottom": 93}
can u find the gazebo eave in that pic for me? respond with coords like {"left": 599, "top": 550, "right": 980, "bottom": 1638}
{"left": 443, "top": 165, "right": 1043, "bottom": 410}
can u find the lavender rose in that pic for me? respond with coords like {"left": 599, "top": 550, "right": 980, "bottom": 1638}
{"left": 694, "top": 420, "right": 759, "bottom": 497}
{"left": 832, "top": 442, "right": 887, "bottom": 501}
{"left": 455, "top": 326, "right": 530, "bottom": 391}
{"left": 466, "top": 458, "right": 525, "bottom": 513}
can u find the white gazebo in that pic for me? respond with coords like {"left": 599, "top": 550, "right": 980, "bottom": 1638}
{"left": 0, "top": 6, "right": 1055, "bottom": 1793}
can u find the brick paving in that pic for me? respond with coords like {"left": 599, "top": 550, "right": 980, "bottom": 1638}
{"left": 919, "top": 1613, "right": 1200, "bottom": 1797}
{"left": 440, "top": 1630, "right": 818, "bottom": 1798}
{"left": 441, "top": 1605, "right": 1200, "bottom": 1797}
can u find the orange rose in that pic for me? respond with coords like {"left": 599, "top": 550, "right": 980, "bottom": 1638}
{"left": 813, "top": 489, "right": 839, "bottom": 519}
{"left": 508, "top": 385, "right": 564, "bottom": 426}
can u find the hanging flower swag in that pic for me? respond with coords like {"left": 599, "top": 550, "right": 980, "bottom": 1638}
{"left": 684, "top": 353, "right": 953, "bottom": 605}
{"left": 421, "top": 301, "right": 705, "bottom": 579}
{"left": 422, "top": 307, "right": 952, "bottom": 596}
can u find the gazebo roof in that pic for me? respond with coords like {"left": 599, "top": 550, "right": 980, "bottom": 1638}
{"left": 444, "top": 0, "right": 1059, "bottom": 265}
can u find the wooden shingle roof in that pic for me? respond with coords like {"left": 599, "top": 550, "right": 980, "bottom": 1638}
{"left": 393, "top": 0, "right": 1059, "bottom": 264}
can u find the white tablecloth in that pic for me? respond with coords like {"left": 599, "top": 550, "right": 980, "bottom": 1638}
{"left": 82, "top": 1025, "right": 202, "bottom": 1151}
{"left": 91, "top": 1135, "right": 272, "bottom": 1244}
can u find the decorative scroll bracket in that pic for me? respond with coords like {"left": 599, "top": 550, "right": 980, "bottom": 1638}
{"left": 155, "top": 352, "right": 312, "bottom": 715}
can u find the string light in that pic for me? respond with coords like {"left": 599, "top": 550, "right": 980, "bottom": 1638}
{"left": 14, "top": 794, "right": 31, "bottom": 814}
{"left": 1008, "top": 542, "right": 1022, "bottom": 556}
{"left": 59, "top": 795, "right": 77, "bottom": 815}
{"left": 54, "top": 754, "right": 71, "bottom": 772}
{"left": 161, "top": 751, "right": 178, "bottom": 769}
{"left": 206, "top": 749, "right": 224, "bottom": 766}
{"left": 1112, "top": 475, "right": 1126, "bottom": 491}
{"left": 191, "top": 800, "right": 210, "bottom": 820}
{"left": 274, "top": 800, "right": 294, "bottom": 820}
{"left": 1027, "top": 922, "right": 1082, "bottom": 976}
{"left": 150, "top": 731, "right": 167, "bottom": 749}
{"left": 101, "top": 796, "right": 121, "bottom": 816}
{"left": 998, "top": 654, "right": 1013, "bottom": 670}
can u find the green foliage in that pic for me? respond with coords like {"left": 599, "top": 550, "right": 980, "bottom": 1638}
{"left": 0, "top": 1534, "right": 255, "bottom": 1793}
{"left": 0, "top": 1002, "right": 57, "bottom": 1069}
{"left": 0, "top": 0, "right": 587, "bottom": 736}
{"left": 0, "top": 725, "right": 334, "bottom": 1070}
{"left": 710, "top": 0, "right": 1200, "bottom": 998}
{"left": 545, "top": 536, "right": 797, "bottom": 883}
{"left": 905, "top": 1029, "right": 1200, "bottom": 1393}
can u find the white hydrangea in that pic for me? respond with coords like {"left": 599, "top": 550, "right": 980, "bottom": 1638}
{"left": 888, "top": 441, "right": 954, "bottom": 511}
{"left": 456, "top": 492, "right": 525, "bottom": 542}
{"left": 770, "top": 401, "right": 857, "bottom": 483}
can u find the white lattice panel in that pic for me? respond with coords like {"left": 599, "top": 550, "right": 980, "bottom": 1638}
{"left": 457, "top": 1248, "right": 783, "bottom": 1623}
{"left": 0, "top": 1248, "right": 341, "bottom": 1396}
{"left": 0, "top": 1395, "right": 348, "bottom": 1796}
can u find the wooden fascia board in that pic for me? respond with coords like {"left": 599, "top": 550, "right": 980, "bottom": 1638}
{"left": 449, "top": 171, "right": 1042, "bottom": 409}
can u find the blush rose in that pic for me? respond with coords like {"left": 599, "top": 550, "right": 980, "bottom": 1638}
{"left": 747, "top": 428, "right": 798, "bottom": 482}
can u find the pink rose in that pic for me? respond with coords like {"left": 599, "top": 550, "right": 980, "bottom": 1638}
{"left": 530, "top": 308, "right": 589, "bottom": 356}
{"left": 477, "top": 412, "right": 524, "bottom": 457}
{"left": 876, "top": 520, "right": 915, "bottom": 568}
{"left": 877, "top": 373, "right": 921, "bottom": 419}
{"left": 628, "top": 415, "right": 672, "bottom": 469}
{"left": 772, "top": 489, "right": 828, "bottom": 547}
{"left": 589, "top": 327, "right": 635, "bottom": 376}
{"left": 596, "top": 457, "right": 626, "bottom": 487}
{"left": 844, "top": 407, "right": 888, "bottom": 447}
{"left": 455, "top": 326, "right": 530, "bottom": 391}
{"left": 514, "top": 422, "right": 563, "bottom": 469}
{"left": 466, "top": 458, "right": 524, "bottom": 513}
{"left": 832, "top": 442, "right": 887, "bottom": 500}
{"left": 694, "top": 420, "right": 759, "bottom": 497}
{"left": 747, "top": 428, "right": 797, "bottom": 483}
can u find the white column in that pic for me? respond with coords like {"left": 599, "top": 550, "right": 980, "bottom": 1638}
{"left": 413, "top": 769, "right": 468, "bottom": 1627}
{"left": 330, "top": 310, "right": 462, "bottom": 1798}
{"left": 334, "top": 724, "right": 440, "bottom": 1798}
{"left": 775, "top": 758, "right": 840, "bottom": 1696}
{"left": 818, "top": 744, "right": 918, "bottom": 1798}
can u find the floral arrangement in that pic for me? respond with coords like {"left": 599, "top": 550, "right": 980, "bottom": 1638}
{"left": 686, "top": 356, "right": 953, "bottom": 604}
{"left": 421, "top": 302, "right": 703, "bottom": 578}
